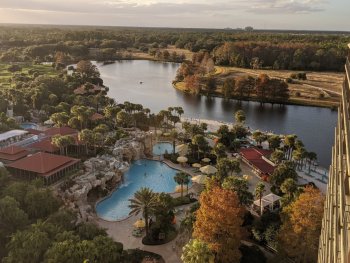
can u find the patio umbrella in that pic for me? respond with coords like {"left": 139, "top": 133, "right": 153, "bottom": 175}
{"left": 192, "top": 174, "right": 207, "bottom": 184}
{"left": 243, "top": 175, "right": 251, "bottom": 181}
{"left": 176, "top": 144, "right": 189, "bottom": 156}
{"left": 200, "top": 165, "right": 217, "bottom": 175}
{"left": 163, "top": 132, "right": 170, "bottom": 137}
{"left": 201, "top": 157, "right": 211, "bottom": 163}
{"left": 156, "top": 130, "right": 163, "bottom": 135}
{"left": 177, "top": 156, "right": 188, "bottom": 163}
{"left": 192, "top": 163, "right": 202, "bottom": 168}
{"left": 133, "top": 219, "right": 145, "bottom": 228}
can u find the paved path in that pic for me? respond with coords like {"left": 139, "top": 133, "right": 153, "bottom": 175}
{"left": 95, "top": 203, "right": 194, "bottom": 263}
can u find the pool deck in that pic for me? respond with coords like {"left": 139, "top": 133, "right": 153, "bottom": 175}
{"left": 94, "top": 158, "right": 200, "bottom": 263}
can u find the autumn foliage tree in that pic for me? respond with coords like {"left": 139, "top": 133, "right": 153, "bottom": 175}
{"left": 193, "top": 186, "right": 245, "bottom": 263}
{"left": 278, "top": 186, "right": 324, "bottom": 263}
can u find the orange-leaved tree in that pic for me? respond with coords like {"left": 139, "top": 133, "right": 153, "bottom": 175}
{"left": 278, "top": 186, "right": 324, "bottom": 263}
{"left": 193, "top": 186, "right": 245, "bottom": 263}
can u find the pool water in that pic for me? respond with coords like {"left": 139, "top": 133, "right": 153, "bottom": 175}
{"left": 20, "top": 123, "right": 38, "bottom": 130}
{"left": 96, "top": 159, "right": 191, "bottom": 221}
{"left": 152, "top": 142, "right": 173, "bottom": 155}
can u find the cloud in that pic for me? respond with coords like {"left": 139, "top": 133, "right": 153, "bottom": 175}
{"left": 247, "top": 0, "right": 326, "bottom": 14}
{"left": 0, "top": 0, "right": 326, "bottom": 16}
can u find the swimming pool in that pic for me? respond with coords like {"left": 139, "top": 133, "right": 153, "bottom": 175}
{"left": 96, "top": 159, "right": 191, "bottom": 221}
{"left": 20, "top": 123, "right": 38, "bottom": 130}
{"left": 152, "top": 142, "right": 173, "bottom": 155}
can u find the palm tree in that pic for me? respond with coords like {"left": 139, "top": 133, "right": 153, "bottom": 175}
{"left": 169, "top": 129, "right": 178, "bottom": 154}
{"left": 128, "top": 188, "right": 158, "bottom": 237}
{"left": 255, "top": 182, "right": 266, "bottom": 216}
{"left": 174, "top": 172, "right": 190, "bottom": 198}
{"left": 78, "top": 129, "right": 94, "bottom": 155}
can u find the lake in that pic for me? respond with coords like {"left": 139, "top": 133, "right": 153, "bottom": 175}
{"left": 96, "top": 60, "right": 338, "bottom": 167}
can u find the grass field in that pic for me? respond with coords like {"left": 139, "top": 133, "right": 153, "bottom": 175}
{"left": 212, "top": 66, "right": 343, "bottom": 107}
{"left": 0, "top": 63, "right": 58, "bottom": 88}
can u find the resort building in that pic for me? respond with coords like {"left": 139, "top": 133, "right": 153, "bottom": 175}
{"left": 44, "top": 126, "right": 78, "bottom": 137}
{"left": 6, "top": 152, "right": 80, "bottom": 185}
{"left": 28, "top": 138, "right": 59, "bottom": 154}
{"left": 239, "top": 147, "right": 275, "bottom": 177}
{"left": 0, "top": 130, "right": 29, "bottom": 148}
{"left": 0, "top": 145, "right": 29, "bottom": 163}
{"left": 317, "top": 44, "right": 350, "bottom": 263}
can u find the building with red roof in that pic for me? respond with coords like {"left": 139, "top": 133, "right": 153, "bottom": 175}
{"left": 6, "top": 152, "right": 80, "bottom": 184}
{"left": 44, "top": 126, "right": 78, "bottom": 137}
{"left": 29, "top": 138, "right": 59, "bottom": 154}
{"left": 90, "top": 112, "right": 104, "bottom": 121}
{"left": 239, "top": 147, "right": 276, "bottom": 177}
{"left": 0, "top": 145, "right": 29, "bottom": 163}
{"left": 73, "top": 84, "right": 105, "bottom": 95}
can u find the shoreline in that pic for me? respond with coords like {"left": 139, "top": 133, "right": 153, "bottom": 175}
{"left": 172, "top": 82, "right": 339, "bottom": 109}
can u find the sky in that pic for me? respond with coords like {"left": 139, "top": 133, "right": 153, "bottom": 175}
{"left": 0, "top": 0, "right": 349, "bottom": 31}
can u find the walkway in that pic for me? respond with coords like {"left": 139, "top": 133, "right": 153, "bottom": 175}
{"left": 95, "top": 202, "right": 194, "bottom": 263}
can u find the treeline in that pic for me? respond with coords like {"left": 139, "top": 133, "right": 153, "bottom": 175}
{"left": 0, "top": 26, "right": 349, "bottom": 71}
{"left": 212, "top": 41, "right": 346, "bottom": 71}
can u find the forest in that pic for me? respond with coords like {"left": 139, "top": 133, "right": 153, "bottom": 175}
{"left": 0, "top": 25, "right": 349, "bottom": 71}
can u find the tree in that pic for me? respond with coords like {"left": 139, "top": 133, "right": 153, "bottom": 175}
{"left": 222, "top": 176, "right": 253, "bottom": 206}
{"left": 270, "top": 161, "right": 298, "bottom": 189}
{"left": 192, "top": 134, "right": 209, "bottom": 160}
{"left": 234, "top": 110, "right": 246, "bottom": 124}
{"left": 216, "top": 158, "right": 241, "bottom": 183}
{"left": 193, "top": 186, "right": 244, "bottom": 263}
{"left": 24, "top": 188, "right": 60, "bottom": 219}
{"left": 278, "top": 187, "right": 324, "bottom": 262}
{"left": 284, "top": 134, "right": 297, "bottom": 160}
{"left": 128, "top": 188, "right": 158, "bottom": 237}
{"left": 252, "top": 130, "right": 267, "bottom": 146}
{"left": 280, "top": 178, "right": 298, "bottom": 206}
{"left": 50, "top": 112, "right": 69, "bottom": 127}
{"left": 0, "top": 196, "right": 28, "bottom": 234}
{"left": 181, "top": 239, "right": 214, "bottom": 263}
{"left": 78, "top": 129, "right": 94, "bottom": 155}
{"left": 222, "top": 78, "right": 234, "bottom": 99}
{"left": 4, "top": 227, "right": 51, "bottom": 263}
{"left": 174, "top": 172, "right": 190, "bottom": 197}
{"left": 76, "top": 60, "right": 100, "bottom": 82}
{"left": 270, "top": 150, "right": 284, "bottom": 164}
{"left": 267, "top": 135, "right": 281, "bottom": 150}
{"left": 254, "top": 182, "right": 266, "bottom": 216}
{"left": 169, "top": 129, "right": 178, "bottom": 154}
{"left": 212, "top": 143, "right": 227, "bottom": 160}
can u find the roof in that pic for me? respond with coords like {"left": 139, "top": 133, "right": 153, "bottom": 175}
{"left": 90, "top": 112, "right": 104, "bottom": 121}
{"left": 74, "top": 84, "right": 104, "bottom": 95}
{"left": 0, "top": 145, "right": 28, "bottom": 161}
{"left": 29, "top": 138, "right": 59, "bottom": 153}
{"left": 44, "top": 126, "right": 78, "bottom": 137}
{"left": 239, "top": 147, "right": 275, "bottom": 175}
{"left": 26, "top": 129, "right": 43, "bottom": 135}
{"left": 0, "top": 130, "right": 28, "bottom": 142}
{"left": 6, "top": 152, "right": 79, "bottom": 177}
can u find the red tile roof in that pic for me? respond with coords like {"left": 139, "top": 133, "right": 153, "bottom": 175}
{"left": 44, "top": 127, "right": 78, "bottom": 137}
{"left": 6, "top": 152, "right": 79, "bottom": 177}
{"left": 29, "top": 138, "right": 59, "bottom": 153}
{"left": 239, "top": 147, "right": 275, "bottom": 175}
{"left": 0, "top": 145, "right": 28, "bottom": 161}
{"left": 26, "top": 129, "right": 43, "bottom": 135}
{"left": 90, "top": 112, "right": 104, "bottom": 121}
{"left": 74, "top": 84, "right": 104, "bottom": 95}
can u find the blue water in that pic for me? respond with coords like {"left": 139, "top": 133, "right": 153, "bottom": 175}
{"left": 20, "top": 123, "right": 38, "bottom": 129}
{"left": 153, "top": 142, "right": 173, "bottom": 155}
{"left": 96, "top": 159, "right": 191, "bottom": 221}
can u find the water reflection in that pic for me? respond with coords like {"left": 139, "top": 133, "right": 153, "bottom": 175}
{"left": 97, "top": 60, "right": 337, "bottom": 167}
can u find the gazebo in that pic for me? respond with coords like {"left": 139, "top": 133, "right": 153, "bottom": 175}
{"left": 253, "top": 193, "right": 281, "bottom": 215}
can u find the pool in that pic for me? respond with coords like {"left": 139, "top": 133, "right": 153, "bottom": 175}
{"left": 20, "top": 123, "right": 38, "bottom": 130}
{"left": 152, "top": 142, "right": 173, "bottom": 155}
{"left": 96, "top": 159, "right": 191, "bottom": 221}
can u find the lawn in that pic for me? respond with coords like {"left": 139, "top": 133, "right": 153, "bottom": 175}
{"left": 0, "top": 63, "right": 59, "bottom": 88}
